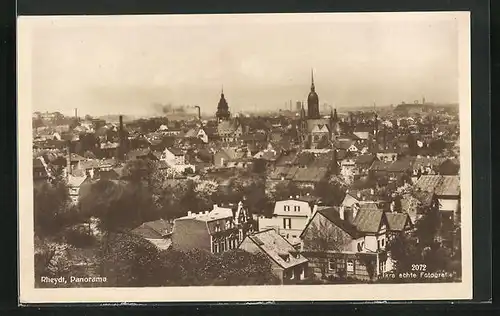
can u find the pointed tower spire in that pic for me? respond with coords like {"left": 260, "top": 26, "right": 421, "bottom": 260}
{"left": 311, "top": 68, "right": 315, "bottom": 91}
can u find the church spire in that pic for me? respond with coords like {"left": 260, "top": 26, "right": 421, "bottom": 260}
{"left": 216, "top": 85, "right": 230, "bottom": 121}
{"left": 311, "top": 68, "right": 315, "bottom": 92}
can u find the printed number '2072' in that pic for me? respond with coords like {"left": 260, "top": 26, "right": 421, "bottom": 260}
{"left": 411, "top": 264, "right": 427, "bottom": 271}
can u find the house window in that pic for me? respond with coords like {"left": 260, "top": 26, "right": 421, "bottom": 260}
{"left": 357, "top": 242, "right": 364, "bottom": 252}
{"left": 336, "top": 258, "right": 346, "bottom": 272}
{"left": 215, "top": 224, "right": 221, "bottom": 232}
{"left": 381, "top": 238, "right": 385, "bottom": 248}
{"left": 379, "top": 260, "right": 386, "bottom": 274}
{"left": 220, "top": 241, "right": 226, "bottom": 252}
{"left": 347, "top": 260, "right": 354, "bottom": 272}
{"left": 284, "top": 205, "right": 290, "bottom": 212}
{"left": 283, "top": 218, "right": 291, "bottom": 229}
{"left": 294, "top": 205, "right": 300, "bottom": 212}
{"left": 212, "top": 241, "right": 219, "bottom": 253}
{"left": 328, "top": 259, "right": 336, "bottom": 271}
{"left": 377, "top": 240, "right": 380, "bottom": 250}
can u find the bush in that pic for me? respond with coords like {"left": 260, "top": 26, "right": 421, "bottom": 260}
{"left": 64, "top": 226, "right": 96, "bottom": 248}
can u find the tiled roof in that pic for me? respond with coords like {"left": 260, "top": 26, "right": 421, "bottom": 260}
{"left": 414, "top": 175, "right": 460, "bottom": 196}
{"left": 351, "top": 209, "right": 384, "bottom": 234}
{"left": 292, "top": 167, "right": 328, "bottom": 183}
{"left": 387, "top": 157, "right": 415, "bottom": 172}
{"left": 316, "top": 207, "right": 361, "bottom": 239}
{"left": 247, "top": 229, "right": 308, "bottom": 269}
{"left": 355, "top": 154, "right": 376, "bottom": 165}
{"left": 385, "top": 213, "right": 410, "bottom": 232}
{"left": 132, "top": 219, "right": 173, "bottom": 239}
{"left": 413, "top": 156, "right": 446, "bottom": 170}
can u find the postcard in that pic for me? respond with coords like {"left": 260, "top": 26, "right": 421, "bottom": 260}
{"left": 18, "top": 12, "right": 472, "bottom": 303}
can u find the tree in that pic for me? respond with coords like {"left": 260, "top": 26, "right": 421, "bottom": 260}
{"left": 386, "top": 232, "right": 421, "bottom": 273}
{"left": 101, "top": 232, "right": 164, "bottom": 287}
{"left": 268, "top": 181, "right": 300, "bottom": 202}
{"left": 33, "top": 181, "right": 71, "bottom": 238}
{"left": 414, "top": 195, "right": 441, "bottom": 246}
{"left": 79, "top": 179, "right": 159, "bottom": 252}
{"left": 314, "top": 179, "right": 346, "bottom": 206}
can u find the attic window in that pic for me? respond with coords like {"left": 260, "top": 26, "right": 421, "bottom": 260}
{"left": 289, "top": 250, "right": 300, "bottom": 259}
{"left": 279, "top": 253, "right": 290, "bottom": 262}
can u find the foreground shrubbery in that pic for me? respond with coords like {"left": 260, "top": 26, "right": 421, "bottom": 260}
{"left": 99, "top": 232, "right": 280, "bottom": 287}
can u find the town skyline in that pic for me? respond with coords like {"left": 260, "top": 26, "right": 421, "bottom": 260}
{"left": 30, "top": 13, "right": 459, "bottom": 117}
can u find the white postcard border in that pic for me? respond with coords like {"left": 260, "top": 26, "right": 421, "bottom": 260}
{"left": 18, "top": 11, "right": 473, "bottom": 303}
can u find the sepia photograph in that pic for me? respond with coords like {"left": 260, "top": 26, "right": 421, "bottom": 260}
{"left": 18, "top": 12, "right": 472, "bottom": 303}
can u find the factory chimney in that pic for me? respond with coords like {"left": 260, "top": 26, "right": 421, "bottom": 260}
{"left": 118, "top": 115, "right": 124, "bottom": 161}
{"left": 194, "top": 105, "right": 201, "bottom": 122}
{"left": 74, "top": 108, "right": 78, "bottom": 121}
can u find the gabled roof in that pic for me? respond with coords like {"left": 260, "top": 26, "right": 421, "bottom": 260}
{"left": 246, "top": 229, "right": 308, "bottom": 269}
{"left": 351, "top": 209, "right": 385, "bottom": 234}
{"left": 385, "top": 213, "right": 411, "bottom": 232}
{"left": 315, "top": 207, "right": 361, "bottom": 239}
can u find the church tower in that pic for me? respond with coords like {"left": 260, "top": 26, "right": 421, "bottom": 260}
{"left": 216, "top": 86, "right": 230, "bottom": 122}
{"left": 307, "top": 69, "right": 320, "bottom": 119}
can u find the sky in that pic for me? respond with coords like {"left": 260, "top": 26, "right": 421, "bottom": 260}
{"left": 26, "top": 12, "right": 462, "bottom": 117}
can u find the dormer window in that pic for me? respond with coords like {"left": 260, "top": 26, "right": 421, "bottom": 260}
{"left": 278, "top": 253, "right": 290, "bottom": 262}
{"left": 284, "top": 205, "right": 290, "bottom": 212}
{"left": 294, "top": 205, "right": 300, "bottom": 212}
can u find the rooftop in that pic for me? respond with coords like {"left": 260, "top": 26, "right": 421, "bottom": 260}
{"left": 247, "top": 229, "right": 308, "bottom": 269}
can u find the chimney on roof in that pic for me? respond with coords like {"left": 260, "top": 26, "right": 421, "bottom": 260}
{"left": 339, "top": 207, "right": 345, "bottom": 220}
{"left": 187, "top": 211, "right": 192, "bottom": 217}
